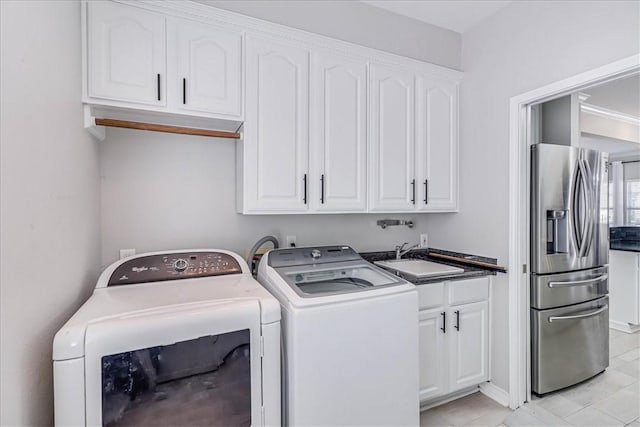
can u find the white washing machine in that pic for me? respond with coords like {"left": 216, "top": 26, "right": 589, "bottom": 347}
{"left": 258, "top": 245, "right": 419, "bottom": 427}
{"left": 53, "top": 250, "right": 280, "bottom": 427}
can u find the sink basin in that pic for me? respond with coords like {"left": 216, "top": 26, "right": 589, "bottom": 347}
{"left": 374, "top": 259, "right": 464, "bottom": 278}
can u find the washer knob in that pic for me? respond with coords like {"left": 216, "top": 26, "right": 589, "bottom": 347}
{"left": 174, "top": 258, "right": 189, "bottom": 272}
{"left": 311, "top": 249, "right": 322, "bottom": 259}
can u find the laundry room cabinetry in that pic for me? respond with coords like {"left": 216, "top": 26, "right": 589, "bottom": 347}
{"left": 239, "top": 42, "right": 369, "bottom": 214}
{"left": 368, "top": 63, "right": 417, "bottom": 212}
{"left": 167, "top": 17, "right": 242, "bottom": 117}
{"left": 415, "top": 76, "right": 458, "bottom": 211}
{"left": 239, "top": 36, "right": 310, "bottom": 213}
{"left": 417, "top": 276, "right": 490, "bottom": 404}
{"left": 86, "top": 1, "right": 166, "bottom": 106}
{"left": 309, "top": 51, "right": 368, "bottom": 212}
{"left": 83, "top": 1, "right": 461, "bottom": 214}
{"left": 83, "top": 1, "right": 242, "bottom": 120}
{"left": 368, "top": 66, "right": 459, "bottom": 213}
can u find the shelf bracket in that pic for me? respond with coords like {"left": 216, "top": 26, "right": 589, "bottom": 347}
{"left": 84, "top": 104, "right": 106, "bottom": 141}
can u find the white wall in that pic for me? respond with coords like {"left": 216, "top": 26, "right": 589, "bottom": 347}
{"left": 100, "top": 128, "right": 428, "bottom": 266}
{"left": 0, "top": 1, "right": 101, "bottom": 425}
{"left": 199, "top": 0, "right": 461, "bottom": 69}
{"left": 424, "top": 1, "right": 640, "bottom": 393}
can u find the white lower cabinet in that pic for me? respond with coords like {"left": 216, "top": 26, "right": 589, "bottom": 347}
{"left": 418, "top": 277, "right": 490, "bottom": 403}
{"left": 609, "top": 250, "right": 640, "bottom": 329}
{"left": 418, "top": 308, "right": 447, "bottom": 401}
{"left": 448, "top": 300, "right": 489, "bottom": 391}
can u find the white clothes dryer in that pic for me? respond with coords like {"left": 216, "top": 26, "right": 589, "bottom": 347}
{"left": 257, "top": 245, "right": 419, "bottom": 427}
{"left": 53, "top": 250, "right": 280, "bottom": 427}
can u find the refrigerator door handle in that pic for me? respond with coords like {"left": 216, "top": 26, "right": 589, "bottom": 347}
{"left": 572, "top": 158, "right": 592, "bottom": 258}
{"left": 570, "top": 163, "right": 583, "bottom": 256}
{"left": 581, "top": 159, "right": 596, "bottom": 257}
{"left": 548, "top": 305, "right": 608, "bottom": 322}
{"left": 548, "top": 273, "right": 608, "bottom": 288}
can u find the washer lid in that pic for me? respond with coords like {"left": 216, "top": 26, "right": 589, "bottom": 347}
{"left": 275, "top": 260, "right": 406, "bottom": 298}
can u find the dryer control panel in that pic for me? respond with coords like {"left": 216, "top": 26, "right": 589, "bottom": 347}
{"left": 107, "top": 251, "right": 243, "bottom": 286}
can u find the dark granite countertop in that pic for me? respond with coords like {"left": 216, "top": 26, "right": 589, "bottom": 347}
{"left": 610, "top": 227, "right": 640, "bottom": 252}
{"left": 610, "top": 242, "right": 640, "bottom": 253}
{"left": 360, "top": 248, "right": 505, "bottom": 285}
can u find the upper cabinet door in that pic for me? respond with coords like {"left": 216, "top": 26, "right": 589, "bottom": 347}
{"left": 310, "top": 52, "right": 367, "bottom": 212}
{"left": 243, "top": 36, "right": 310, "bottom": 212}
{"left": 87, "top": 1, "right": 166, "bottom": 105}
{"left": 416, "top": 77, "right": 459, "bottom": 211}
{"left": 167, "top": 18, "right": 242, "bottom": 117}
{"left": 369, "top": 64, "right": 416, "bottom": 212}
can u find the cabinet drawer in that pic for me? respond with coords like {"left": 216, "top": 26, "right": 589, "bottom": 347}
{"left": 448, "top": 277, "right": 489, "bottom": 306}
{"left": 417, "top": 282, "right": 445, "bottom": 310}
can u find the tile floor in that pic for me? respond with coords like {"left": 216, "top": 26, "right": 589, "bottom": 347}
{"left": 420, "top": 329, "right": 640, "bottom": 427}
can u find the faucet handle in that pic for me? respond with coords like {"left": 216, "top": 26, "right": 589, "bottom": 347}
{"left": 397, "top": 242, "right": 409, "bottom": 250}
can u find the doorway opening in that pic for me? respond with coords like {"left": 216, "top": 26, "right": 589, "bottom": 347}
{"left": 508, "top": 55, "right": 640, "bottom": 409}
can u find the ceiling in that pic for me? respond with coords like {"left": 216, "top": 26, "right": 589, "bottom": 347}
{"left": 361, "top": 0, "right": 513, "bottom": 33}
{"left": 581, "top": 74, "right": 640, "bottom": 118}
{"left": 579, "top": 74, "right": 640, "bottom": 156}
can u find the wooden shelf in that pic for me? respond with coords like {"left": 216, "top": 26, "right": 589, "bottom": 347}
{"left": 94, "top": 118, "right": 241, "bottom": 139}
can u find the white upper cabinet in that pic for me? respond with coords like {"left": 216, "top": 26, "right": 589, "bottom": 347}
{"left": 87, "top": 1, "right": 166, "bottom": 105}
{"left": 241, "top": 36, "right": 310, "bottom": 213}
{"left": 84, "top": 1, "right": 462, "bottom": 215}
{"left": 369, "top": 64, "right": 416, "bottom": 212}
{"left": 84, "top": 1, "right": 242, "bottom": 120}
{"left": 167, "top": 17, "right": 241, "bottom": 117}
{"left": 416, "top": 77, "right": 459, "bottom": 211}
{"left": 310, "top": 52, "right": 367, "bottom": 212}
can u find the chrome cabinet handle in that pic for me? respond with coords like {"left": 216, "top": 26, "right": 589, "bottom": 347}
{"left": 440, "top": 312, "right": 446, "bottom": 333}
{"left": 548, "top": 273, "right": 608, "bottom": 288}
{"left": 320, "top": 174, "right": 325, "bottom": 204}
{"left": 454, "top": 310, "right": 460, "bottom": 331}
{"left": 548, "top": 305, "right": 607, "bottom": 322}
{"left": 157, "top": 74, "right": 161, "bottom": 101}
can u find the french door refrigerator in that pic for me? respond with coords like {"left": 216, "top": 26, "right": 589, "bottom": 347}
{"left": 531, "top": 143, "right": 609, "bottom": 395}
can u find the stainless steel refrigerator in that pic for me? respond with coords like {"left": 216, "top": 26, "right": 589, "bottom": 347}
{"left": 531, "top": 143, "right": 609, "bottom": 395}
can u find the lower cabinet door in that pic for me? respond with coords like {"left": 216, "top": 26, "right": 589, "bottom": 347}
{"left": 418, "top": 308, "right": 447, "bottom": 401}
{"left": 449, "top": 300, "right": 489, "bottom": 392}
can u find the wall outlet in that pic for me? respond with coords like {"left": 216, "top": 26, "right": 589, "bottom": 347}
{"left": 419, "top": 234, "right": 428, "bottom": 248}
{"left": 119, "top": 248, "right": 136, "bottom": 259}
{"left": 286, "top": 235, "right": 297, "bottom": 247}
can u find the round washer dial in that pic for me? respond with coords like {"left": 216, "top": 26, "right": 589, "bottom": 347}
{"left": 173, "top": 258, "right": 189, "bottom": 272}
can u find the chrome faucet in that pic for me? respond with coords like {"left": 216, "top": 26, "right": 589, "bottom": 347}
{"left": 395, "top": 242, "right": 419, "bottom": 260}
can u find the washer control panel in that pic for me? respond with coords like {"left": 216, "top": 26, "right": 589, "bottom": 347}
{"left": 107, "top": 251, "right": 243, "bottom": 286}
{"left": 268, "top": 245, "right": 362, "bottom": 268}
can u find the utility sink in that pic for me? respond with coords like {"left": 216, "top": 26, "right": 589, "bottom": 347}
{"left": 374, "top": 259, "right": 464, "bottom": 278}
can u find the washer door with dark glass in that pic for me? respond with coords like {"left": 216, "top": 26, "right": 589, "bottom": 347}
{"left": 277, "top": 262, "right": 405, "bottom": 297}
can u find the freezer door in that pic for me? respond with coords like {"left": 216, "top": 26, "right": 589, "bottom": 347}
{"left": 531, "top": 266, "right": 608, "bottom": 309}
{"left": 531, "top": 296, "right": 609, "bottom": 395}
{"left": 531, "top": 144, "right": 609, "bottom": 274}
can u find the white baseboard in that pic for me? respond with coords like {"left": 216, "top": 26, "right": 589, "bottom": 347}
{"left": 420, "top": 386, "right": 479, "bottom": 411}
{"left": 610, "top": 320, "right": 640, "bottom": 334}
{"left": 480, "top": 382, "right": 510, "bottom": 407}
